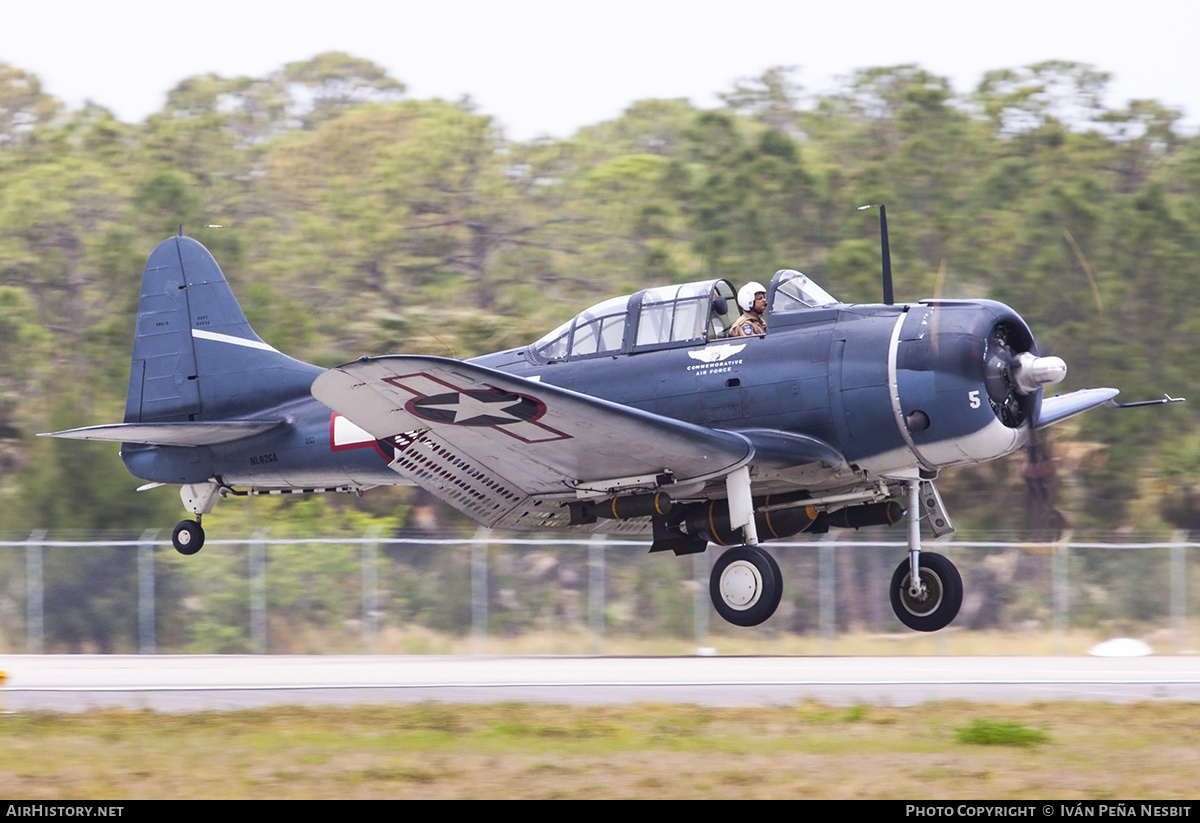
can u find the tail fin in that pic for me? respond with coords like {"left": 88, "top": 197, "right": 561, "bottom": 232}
{"left": 124, "top": 235, "right": 321, "bottom": 423}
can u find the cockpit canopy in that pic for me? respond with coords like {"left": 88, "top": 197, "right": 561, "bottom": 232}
{"left": 529, "top": 269, "right": 837, "bottom": 363}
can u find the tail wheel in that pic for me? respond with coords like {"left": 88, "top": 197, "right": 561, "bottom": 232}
{"left": 172, "top": 520, "right": 205, "bottom": 556}
{"left": 710, "top": 545, "right": 782, "bottom": 627}
{"left": 889, "top": 552, "right": 962, "bottom": 632}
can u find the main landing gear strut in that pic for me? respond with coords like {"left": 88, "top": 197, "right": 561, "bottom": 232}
{"left": 708, "top": 466, "right": 784, "bottom": 627}
{"left": 888, "top": 479, "right": 961, "bottom": 632}
{"left": 706, "top": 473, "right": 963, "bottom": 631}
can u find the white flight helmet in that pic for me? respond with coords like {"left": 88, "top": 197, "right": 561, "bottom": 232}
{"left": 737, "top": 281, "right": 767, "bottom": 312}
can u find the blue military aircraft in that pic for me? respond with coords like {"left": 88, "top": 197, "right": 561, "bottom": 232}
{"left": 43, "top": 230, "right": 1165, "bottom": 631}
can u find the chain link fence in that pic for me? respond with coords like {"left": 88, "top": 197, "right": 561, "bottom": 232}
{"left": 0, "top": 530, "right": 1195, "bottom": 655}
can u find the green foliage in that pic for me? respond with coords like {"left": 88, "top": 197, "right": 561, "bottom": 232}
{"left": 0, "top": 285, "right": 51, "bottom": 443}
{"left": 279, "top": 52, "right": 406, "bottom": 130}
{"left": 955, "top": 718, "right": 1050, "bottom": 747}
{"left": 842, "top": 704, "right": 867, "bottom": 723}
{"left": 0, "top": 62, "right": 60, "bottom": 148}
{"left": 13, "top": 395, "right": 180, "bottom": 535}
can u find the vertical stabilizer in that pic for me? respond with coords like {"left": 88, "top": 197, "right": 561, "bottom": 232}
{"left": 124, "top": 236, "right": 321, "bottom": 423}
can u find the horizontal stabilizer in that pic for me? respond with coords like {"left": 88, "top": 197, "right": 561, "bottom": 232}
{"left": 40, "top": 420, "right": 285, "bottom": 447}
{"left": 1035, "top": 388, "right": 1119, "bottom": 429}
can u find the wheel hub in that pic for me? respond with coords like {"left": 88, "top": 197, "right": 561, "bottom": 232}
{"left": 899, "top": 571, "right": 943, "bottom": 617}
{"left": 719, "top": 560, "right": 763, "bottom": 610}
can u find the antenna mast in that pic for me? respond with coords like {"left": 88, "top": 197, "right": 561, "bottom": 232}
{"left": 857, "top": 204, "right": 894, "bottom": 305}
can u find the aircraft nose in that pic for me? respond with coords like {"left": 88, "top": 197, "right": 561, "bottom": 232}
{"left": 981, "top": 319, "right": 1063, "bottom": 430}
{"left": 1012, "top": 353, "right": 1067, "bottom": 394}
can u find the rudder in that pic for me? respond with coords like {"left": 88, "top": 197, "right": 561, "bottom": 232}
{"left": 124, "top": 235, "right": 320, "bottom": 424}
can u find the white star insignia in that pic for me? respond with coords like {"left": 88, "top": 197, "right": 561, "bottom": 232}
{"left": 419, "top": 392, "right": 525, "bottom": 424}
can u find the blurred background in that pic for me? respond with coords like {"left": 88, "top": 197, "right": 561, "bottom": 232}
{"left": 2, "top": 46, "right": 1199, "bottom": 655}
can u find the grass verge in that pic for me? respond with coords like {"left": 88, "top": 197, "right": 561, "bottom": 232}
{"left": 2, "top": 700, "right": 1199, "bottom": 798}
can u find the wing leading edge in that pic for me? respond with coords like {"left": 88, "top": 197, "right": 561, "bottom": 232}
{"left": 312, "top": 355, "right": 759, "bottom": 530}
{"left": 1035, "top": 388, "right": 1119, "bottom": 429}
{"left": 40, "top": 420, "right": 286, "bottom": 446}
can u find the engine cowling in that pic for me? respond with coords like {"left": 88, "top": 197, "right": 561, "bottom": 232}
{"left": 891, "top": 300, "right": 1066, "bottom": 471}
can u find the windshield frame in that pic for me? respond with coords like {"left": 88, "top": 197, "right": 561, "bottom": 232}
{"left": 768, "top": 269, "right": 838, "bottom": 312}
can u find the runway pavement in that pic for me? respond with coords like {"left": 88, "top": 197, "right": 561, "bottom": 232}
{"left": 3, "top": 655, "right": 1200, "bottom": 712}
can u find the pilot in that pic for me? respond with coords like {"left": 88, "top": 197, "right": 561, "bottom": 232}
{"left": 729, "top": 281, "right": 767, "bottom": 337}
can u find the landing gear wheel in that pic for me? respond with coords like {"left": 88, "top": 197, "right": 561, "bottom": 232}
{"left": 890, "top": 552, "right": 962, "bottom": 632}
{"left": 710, "top": 545, "right": 782, "bottom": 627}
{"left": 172, "top": 520, "right": 205, "bottom": 556}
{"left": 762, "top": 549, "right": 783, "bottom": 616}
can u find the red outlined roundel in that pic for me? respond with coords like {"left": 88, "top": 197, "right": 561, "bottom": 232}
{"left": 380, "top": 371, "right": 570, "bottom": 444}
{"left": 406, "top": 388, "right": 543, "bottom": 427}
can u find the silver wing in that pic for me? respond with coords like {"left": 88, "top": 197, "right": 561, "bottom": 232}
{"left": 312, "top": 355, "right": 761, "bottom": 531}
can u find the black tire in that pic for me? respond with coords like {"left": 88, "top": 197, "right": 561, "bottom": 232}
{"left": 762, "top": 548, "right": 784, "bottom": 617}
{"left": 889, "top": 552, "right": 962, "bottom": 632}
{"left": 172, "top": 520, "right": 205, "bottom": 556}
{"left": 710, "top": 545, "right": 782, "bottom": 627}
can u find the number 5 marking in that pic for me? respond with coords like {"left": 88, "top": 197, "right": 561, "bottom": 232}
{"left": 968, "top": 390, "right": 981, "bottom": 409}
